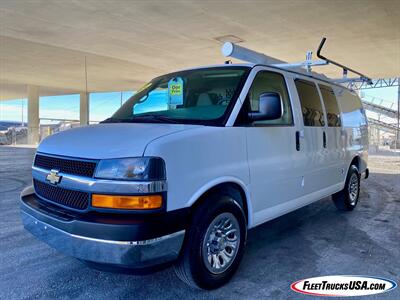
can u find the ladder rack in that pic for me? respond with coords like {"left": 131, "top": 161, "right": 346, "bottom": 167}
{"left": 316, "top": 37, "right": 373, "bottom": 85}
{"left": 221, "top": 38, "right": 373, "bottom": 87}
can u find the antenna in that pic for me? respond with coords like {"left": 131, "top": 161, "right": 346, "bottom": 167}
{"left": 316, "top": 37, "right": 372, "bottom": 85}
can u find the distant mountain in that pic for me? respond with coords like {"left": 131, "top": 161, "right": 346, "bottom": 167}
{"left": 0, "top": 121, "right": 26, "bottom": 130}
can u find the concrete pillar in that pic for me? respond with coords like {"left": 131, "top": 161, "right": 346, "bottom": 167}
{"left": 396, "top": 81, "right": 400, "bottom": 149}
{"left": 27, "top": 85, "right": 39, "bottom": 144}
{"left": 80, "top": 92, "right": 89, "bottom": 126}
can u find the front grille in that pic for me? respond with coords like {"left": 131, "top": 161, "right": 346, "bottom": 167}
{"left": 34, "top": 154, "right": 97, "bottom": 178}
{"left": 33, "top": 179, "right": 89, "bottom": 210}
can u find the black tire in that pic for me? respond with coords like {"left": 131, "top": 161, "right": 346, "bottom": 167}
{"left": 332, "top": 165, "right": 360, "bottom": 211}
{"left": 174, "top": 193, "right": 247, "bottom": 289}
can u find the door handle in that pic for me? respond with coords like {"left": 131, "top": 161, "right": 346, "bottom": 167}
{"left": 323, "top": 131, "right": 327, "bottom": 148}
{"left": 295, "top": 131, "right": 300, "bottom": 151}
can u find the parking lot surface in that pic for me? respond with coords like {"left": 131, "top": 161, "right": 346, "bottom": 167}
{"left": 1, "top": 146, "right": 399, "bottom": 299}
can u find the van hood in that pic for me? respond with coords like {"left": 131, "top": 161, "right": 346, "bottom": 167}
{"left": 37, "top": 123, "right": 201, "bottom": 159}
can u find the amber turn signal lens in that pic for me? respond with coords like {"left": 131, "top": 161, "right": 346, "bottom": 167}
{"left": 92, "top": 194, "right": 162, "bottom": 210}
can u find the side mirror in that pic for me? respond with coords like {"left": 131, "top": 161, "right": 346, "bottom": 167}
{"left": 248, "top": 92, "right": 283, "bottom": 121}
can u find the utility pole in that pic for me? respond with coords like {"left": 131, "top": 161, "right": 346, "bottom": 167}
{"left": 397, "top": 78, "right": 400, "bottom": 151}
{"left": 21, "top": 100, "right": 24, "bottom": 126}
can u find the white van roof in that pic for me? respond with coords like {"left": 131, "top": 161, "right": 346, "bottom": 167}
{"left": 178, "top": 63, "right": 352, "bottom": 92}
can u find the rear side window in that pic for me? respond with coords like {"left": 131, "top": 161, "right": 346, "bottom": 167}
{"left": 295, "top": 79, "right": 325, "bottom": 127}
{"left": 318, "top": 84, "right": 341, "bottom": 127}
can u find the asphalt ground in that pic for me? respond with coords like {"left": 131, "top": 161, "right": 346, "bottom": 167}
{"left": 1, "top": 146, "right": 399, "bottom": 299}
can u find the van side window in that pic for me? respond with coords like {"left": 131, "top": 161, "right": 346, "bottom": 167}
{"left": 318, "top": 84, "right": 342, "bottom": 127}
{"left": 295, "top": 79, "right": 325, "bottom": 127}
{"left": 248, "top": 71, "right": 293, "bottom": 125}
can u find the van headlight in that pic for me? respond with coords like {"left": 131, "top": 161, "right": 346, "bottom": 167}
{"left": 95, "top": 157, "right": 166, "bottom": 181}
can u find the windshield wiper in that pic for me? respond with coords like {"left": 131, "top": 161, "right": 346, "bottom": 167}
{"left": 101, "top": 117, "right": 125, "bottom": 123}
{"left": 128, "top": 115, "right": 179, "bottom": 124}
{"left": 101, "top": 115, "right": 179, "bottom": 124}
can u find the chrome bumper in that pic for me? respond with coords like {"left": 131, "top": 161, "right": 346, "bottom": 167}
{"left": 21, "top": 211, "right": 185, "bottom": 268}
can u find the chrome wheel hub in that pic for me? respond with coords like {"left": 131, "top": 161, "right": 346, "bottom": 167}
{"left": 348, "top": 173, "right": 359, "bottom": 205}
{"left": 202, "top": 212, "right": 240, "bottom": 274}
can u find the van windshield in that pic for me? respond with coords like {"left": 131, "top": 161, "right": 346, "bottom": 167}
{"left": 104, "top": 67, "right": 250, "bottom": 125}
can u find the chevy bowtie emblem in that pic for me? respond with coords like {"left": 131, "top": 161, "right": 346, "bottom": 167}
{"left": 46, "top": 169, "right": 62, "bottom": 185}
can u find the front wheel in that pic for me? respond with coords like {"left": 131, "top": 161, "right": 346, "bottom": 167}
{"left": 174, "top": 194, "right": 247, "bottom": 289}
{"left": 332, "top": 165, "right": 360, "bottom": 211}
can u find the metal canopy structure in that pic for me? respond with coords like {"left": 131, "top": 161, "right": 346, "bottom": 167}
{"left": 347, "top": 78, "right": 399, "bottom": 90}
{"left": 1, "top": 0, "right": 399, "bottom": 101}
{"left": 362, "top": 101, "right": 398, "bottom": 119}
{"left": 368, "top": 118, "right": 399, "bottom": 134}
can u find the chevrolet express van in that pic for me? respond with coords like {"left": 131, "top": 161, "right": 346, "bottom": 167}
{"left": 21, "top": 61, "right": 368, "bottom": 289}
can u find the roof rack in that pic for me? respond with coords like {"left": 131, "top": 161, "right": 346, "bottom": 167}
{"left": 316, "top": 38, "right": 373, "bottom": 85}
{"left": 221, "top": 38, "right": 372, "bottom": 87}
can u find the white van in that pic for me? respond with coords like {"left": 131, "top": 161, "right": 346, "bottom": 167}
{"left": 20, "top": 46, "right": 369, "bottom": 289}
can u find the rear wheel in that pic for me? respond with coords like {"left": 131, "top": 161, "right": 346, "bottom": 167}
{"left": 332, "top": 165, "right": 360, "bottom": 211}
{"left": 174, "top": 193, "right": 247, "bottom": 289}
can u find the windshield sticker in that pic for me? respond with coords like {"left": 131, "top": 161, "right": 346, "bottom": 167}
{"left": 168, "top": 77, "right": 184, "bottom": 105}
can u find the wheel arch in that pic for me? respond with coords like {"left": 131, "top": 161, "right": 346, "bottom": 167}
{"left": 187, "top": 178, "right": 253, "bottom": 227}
{"left": 349, "top": 155, "right": 361, "bottom": 173}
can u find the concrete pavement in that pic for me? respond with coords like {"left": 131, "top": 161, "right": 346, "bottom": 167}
{"left": 0, "top": 146, "right": 399, "bottom": 299}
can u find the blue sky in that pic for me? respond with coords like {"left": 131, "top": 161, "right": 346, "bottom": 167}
{"left": 0, "top": 91, "right": 133, "bottom": 124}
{"left": 0, "top": 87, "right": 397, "bottom": 124}
{"left": 360, "top": 86, "right": 398, "bottom": 108}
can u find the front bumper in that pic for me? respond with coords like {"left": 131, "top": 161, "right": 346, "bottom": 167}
{"left": 21, "top": 211, "right": 184, "bottom": 267}
{"left": 20, "top": 187, "right": 187, "bottom": 268}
